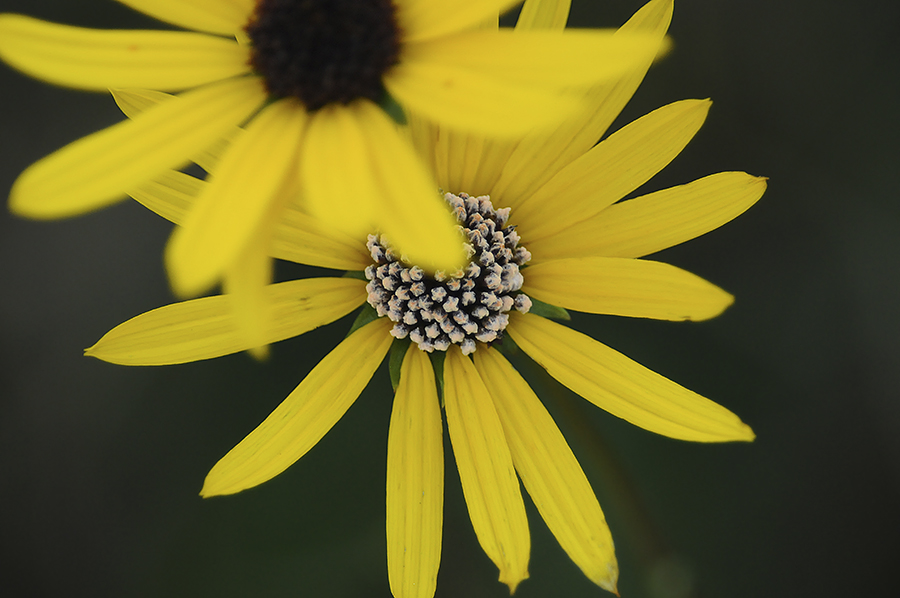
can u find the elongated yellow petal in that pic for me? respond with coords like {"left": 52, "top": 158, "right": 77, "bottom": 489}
{"left": 166, "top": 98, "right": 306, "bottom": 297}
{"left": 0, "top": 14, "right": 249, "bottom": 91}
{"left": 529, "top": 172, "right": 768, "bottom": 261}
{"left": 523, "top": 257, "right": 734, "bottom": 321}
{"left": 508, "top": 313, "right": 755, "bottom": 442}
{"left": 436, "top": 0, "right": 571, "bottom": 196}
{"left": 128, "top": 170, "right": 372, "bottom": 271}
{"left": 405, "top": 30, "right": 661, "bottom": 88}
{"left": 110, "top": 88, "right": 239, "bottom": 173}
{"left": 201, "top": 318, "right": 393, "bottom": 497}
{"left": 274, "top": 204, "right": 373, "bottom": 271}
{"left": 515, "top": 0, "right": 571, "bottom": 30}
{"left": 474, "top": 348, "right": 617, "bottom": 593}
{"left": 9, "top": 77, "right": 265, "bottom": 219}
{"left": 385, "top": 60, "right": 579, "bottom": 137}
{"left": 116, "top": 0, "right": 253, "bottom": 35}
{"left": 302, "top": 101, "right": 465, "bottom": 272}
{"left": 444, "top": 347, "right": 530, "bottom": 593}
{"left": 222, "top": 224, "right": 275, "bottom": 360}
{"left": 514, "top": 99, "right": 711, "bottom": 240}
{"left": 396, "top": 0, "right": 522, "bottom": 42}
{"left": 300, "top": 104, "right": 378, "bottom": 239}
{"left": 86, "top": 278, "right": 366, "bottom": 366}
{"left": 387, "top": 349, "right": 444, "bottom": 598}
{"left": 128, "top": 169, "right": 202, "bottom": 225}
{"left": 490, "top": 0, "right": 673, "bottom": 200}
{"left": 358, "top": 104, "right": 466, "bottom": 272}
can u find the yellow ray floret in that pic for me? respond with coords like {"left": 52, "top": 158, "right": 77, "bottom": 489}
{"left": 387, "top": 349, "right": 444, "bottom": 598}
{"left": 444, "top": 348, "right": 530, "bottom": 593}
{"left": 475, "top": 347, "right": 618, "bottom": 593}
{"left": 508, "top": 313, "right": 756, "bottom": 443}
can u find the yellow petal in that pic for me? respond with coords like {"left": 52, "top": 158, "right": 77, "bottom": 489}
{"left": 302, "top": 101, "right": 466, "bottom": 272}
{"left": 166, "top": 98, "right": 306, "bottom": 297}
{"left": 222, "top": 224, "right": 275, "bottom": 360}
{"left": 443, "top": 347, "right": 530, "bottom": 592}
{"left": 404, "top": 29, "right": 662, "bottom": 88}
{"left": 396, "top": 0, "right": 522, "bottom": 42}
{"left": 529, "top": 172, "right": 768, "bottom": 260}
{"left": 359, "top": 105, "right": 467, "bottom": 272}
{"left": 459, "top": 0, "right": 583, "bottom": 195}
{"left": 387, "top": 349, "right": 444, "bottom": 598}
{"left": 384, "top": 59, "right": 580, "bottom": 137}
{"left": 85, "top": 278, "right": 366, "bottom": 366}
{"left": 515, "top": 0, "right": 571, "bottom": 30}
{"left": 474, "top": 347, "right": 617, "bottom": 593}
{"left": 507, "top": 313, "right": 755, "bottom": 442}
{"left": 201, "top": 318, "right": 393, "bottom": 497}
{"left": 0, "top": 14, "right": 249, "bottom": 90}
{"left": 9, "top": 77, "right": 265, "bottom": 219}
{"left": 490, "top": 0, "right": 673, "bottom": 200}
{"left": 300, "top": 104, "right": 378, "bottom": 239}
{"left": 513, "top": 99, "right": 711, "bottom": 240}
{"left": 110, "top": 88, "right": 239, "bottom": 173}
{"left": 274, "top": 204, "right": 373, "bottom": 271}
{"left": 116, "top": 0, "right": 253, "bottom": 35}
{"left": 128, "top": 170, "right": 371, "bottom": 271}
{"left": 523, "top": 257, "right": 734, "bottom": 321}
{"left": 128, "top": 169, "right": 203, "bottom": 225}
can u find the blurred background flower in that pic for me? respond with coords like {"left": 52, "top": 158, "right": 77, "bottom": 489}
{"left": 1, "top": 1, "right": 898, "bottom": 597}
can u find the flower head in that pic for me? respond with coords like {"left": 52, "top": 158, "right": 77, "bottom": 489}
{"left": 85, "top": 0, "right": 765, "bottom": 595}
{"left": 0, "top": 0, "right": 663, "bottom": 304}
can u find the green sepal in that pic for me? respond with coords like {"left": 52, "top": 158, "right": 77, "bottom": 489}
{"left": 379, "top": 90, "right": 408, "bottom": 126}
{"left": 428, "top": 351, "right": 446, "bottom": 408}
{"left": 343, "top": 270, "right": 367, "bottom": 281}
{"left": 527, "top": 297, "right": 571, "bottom": 321}
{"left": 493, "top": 334, "right": 521, "bottom": 357}
{"left": 345, "top": 304, "right": 379, "bottom": 338}
{"left": 389, "top": 338, "right": 410, "bottom": 392}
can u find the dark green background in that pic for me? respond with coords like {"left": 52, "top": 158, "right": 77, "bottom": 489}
{"left": 2, "top": 1, "right": 898, "bottom": 596}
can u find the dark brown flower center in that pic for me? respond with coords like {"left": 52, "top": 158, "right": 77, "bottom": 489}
{"left": 246, "top": 0, "right": 401, "bottom": 110}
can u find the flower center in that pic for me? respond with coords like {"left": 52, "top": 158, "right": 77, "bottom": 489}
{"left": 365, "top": 193, "right": 533, "bottom": 355}
{"left": 245, "top": 0, "right": 401, "bottom": 110}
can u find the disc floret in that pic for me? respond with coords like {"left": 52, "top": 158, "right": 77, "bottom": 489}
{"left": 365, "top": 193, "right": 532, "bottom": 355}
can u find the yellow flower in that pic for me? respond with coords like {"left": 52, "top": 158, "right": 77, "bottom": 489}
{"left": 85, "top": 0, "right": 765, "bottom": 594}
{"left": 0, "top": 0, "right": 662, "bottom": 301}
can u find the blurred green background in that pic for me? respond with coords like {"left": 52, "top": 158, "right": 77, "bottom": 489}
{"left": 1, "top": 1, "right": 898, "bottom": 597}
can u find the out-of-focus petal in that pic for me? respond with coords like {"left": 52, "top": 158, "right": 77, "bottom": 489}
{"left": 491, "top": 0, "right": 673, "bottom": 200}
{"left": 222, "top": 223, "right": 275, "bottom": 360}
{"left": 515, "top": 0, "right": 571, "bottom": 30}
{"left": 110, "top": 87, "right": 239, "bottom": 173}
{"left": 302, "top": 101, "right": 465, "bottom": 272}
{"left": 9, "top": 77, "right": 265, "bottom": 219}
{"left": 385, "top": 59, "right": 580, "bottom": 137}
{"left": 166, "top": 98, "right": 306, "bottom": 297}
{"left": 116, "top": 0, "right": 254, "bottom": 35}
{"left": 128, "top": 170, "right": 371, "bottom": 271}
{"left": 404, "top": 29, "right": 662, "bottom": 88}
{"left": 200, "top": 318, "right": 393, "bottom": 497}
{"left": 0, "top": 14, "right": 249, "bottom": 90}
{"left": 395, "top": 0, "right": 521, "bottom": 42}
